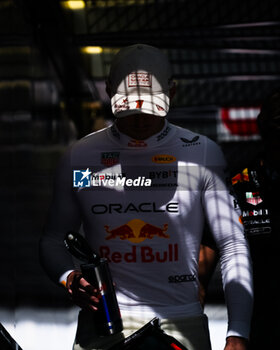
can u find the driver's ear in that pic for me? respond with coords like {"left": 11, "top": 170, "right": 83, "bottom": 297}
{"left": 169, "top": 81, "right": 176, "bottom": 101}
{"left": 105, "top": 80, "right": 112, "bottom": 98}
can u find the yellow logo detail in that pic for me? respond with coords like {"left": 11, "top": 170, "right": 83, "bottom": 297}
{"left": 152, "top": 155, "right": 176, "bottom": 164}
{"left": 104, "top": 219, "right": 169, "bottom": 244}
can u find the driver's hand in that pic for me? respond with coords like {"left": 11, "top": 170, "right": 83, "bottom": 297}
{"left": 66, "top": 270, "right": 100, "bottom": 311}
{"left": 224, "top": 336, "right": 249, "bottom": 350}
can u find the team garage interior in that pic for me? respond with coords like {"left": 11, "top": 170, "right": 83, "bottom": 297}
{"left": 0, "top": 0, "right": 280, "bottom": 349}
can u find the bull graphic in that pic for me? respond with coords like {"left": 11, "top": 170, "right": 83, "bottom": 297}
{"left": 139, "top": 223, "right": 169, "bottom": 239}
{"left": 104, "top": 224, "right": 135, "bottom": 240}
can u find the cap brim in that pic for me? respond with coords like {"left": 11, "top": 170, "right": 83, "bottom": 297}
{"left": 111, "top": 93, "right": 170, "bottom": 118}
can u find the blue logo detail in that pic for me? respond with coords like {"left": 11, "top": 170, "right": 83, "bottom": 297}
{"left": 73, "top": 168, "right": 91, "bottom": 188}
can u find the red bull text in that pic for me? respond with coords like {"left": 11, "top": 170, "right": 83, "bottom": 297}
{"left": 100, "top": 244, "right": 179, "bottom": 263}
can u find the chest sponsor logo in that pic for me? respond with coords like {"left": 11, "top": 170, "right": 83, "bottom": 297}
{"left": 240, "top": 207, "right": 271, "bottom": 231}
{"left": 246, "top": 226, "right": 271, "bottom": 236}
{"left": 180, "top": 136, "right": 201, "bottom": 147}
{"left": 152, "top": 155, "right": 176, "bottom": 164}
{"left": 245, "top": 192, "right": 263, "bottom": 206}
{"left": 99, "top": 218, "right": 179, "bottom": 263}
{"left": 128, "top": 139, "right": 147, "bottom": 147}
{"left": 99, "top": 244, "right": 178, "bottom": 264}
{"left": 149, "top": 170, "right": 178, "bottom": 179}
{"left": 91, "top": 202, "right": 179, "bottom": 214}
{"left": 168, "top": 274, "right": 196, "bottom": 283}
{"left": 101, "top": 152, "right": 120, "bottom": 167}
{"left": 242, "top": 208, "right": 269, "bottom": 218}
{"left": 99, "top": 216, "right": 179, "bottom": 264}
{"left": 104, "top": 219, "right": 169, "bottom": 244}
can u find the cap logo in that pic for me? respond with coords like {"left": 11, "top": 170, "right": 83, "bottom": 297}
{"left": 114, "top": 98, "right": 130, "bottom": 112}
{"left": 135, "top": 100, "right": 144, "bottom": 108}
{"left": 128, "top": 72, "right": 152, "bottom": 87}
{"left": 156, "top": 104, "right": 165, "bottom": 111}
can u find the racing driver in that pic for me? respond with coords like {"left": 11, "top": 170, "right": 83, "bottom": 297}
{"left": 40, "top": 44, "right": 253, "bottom": 350}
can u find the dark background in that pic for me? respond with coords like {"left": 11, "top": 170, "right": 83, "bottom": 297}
{"left": 0, "top": 0, "right": 279, "bottom": 309}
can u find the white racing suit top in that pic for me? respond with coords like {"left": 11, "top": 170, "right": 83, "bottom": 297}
{"left": 40, "top": 120, "right": 253, "bottom": 339}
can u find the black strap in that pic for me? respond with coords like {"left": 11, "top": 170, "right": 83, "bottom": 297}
{"left": 108, "top": 318, "right": 188, "bottom": 350}
{"left": 0, "top": 323, "right": 23, "bottom": 350}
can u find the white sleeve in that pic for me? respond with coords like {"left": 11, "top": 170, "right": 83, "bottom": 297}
{"left": 59, "top": 270, "right": 74, "bottom": 287}
{"left": 202, "top": 139, "right": 253, "bottom": 339}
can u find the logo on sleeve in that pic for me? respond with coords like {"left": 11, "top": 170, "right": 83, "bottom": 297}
{"left": 180, "top": 136, "right": 201, "bottom": 147}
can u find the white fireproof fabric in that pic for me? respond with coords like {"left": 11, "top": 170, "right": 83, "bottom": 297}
{"left": 41, "top": 121, "right": 253, "bottom": 339}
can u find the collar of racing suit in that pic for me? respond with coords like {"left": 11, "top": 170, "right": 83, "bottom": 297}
{"left": 107, "top": 119, "right": 176, "bottom": 149}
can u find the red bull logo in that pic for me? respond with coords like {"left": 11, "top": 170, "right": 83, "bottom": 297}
{"left": 100, "top": 244, "right": 178, "bottom": 263}
{"left": 104, "top": 219, "right": 169, "bottom": 244}
{"left": 101, "top": 219, "right": 177, "bottom": 263}
{"left": 231, "top": 168, "right": 250, "bottom": 185}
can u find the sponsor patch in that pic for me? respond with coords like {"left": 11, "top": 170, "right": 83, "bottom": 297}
{"left": 128, "top": 139, "right": 147, "bottom": 147}
{"left": 245, "top": 192, "right": 263, "bottom": 206}
{"left": 99, "top": 244, "right": 178, "bottom": 263}
{"left": 152, "top": 154, "right": 176, "bottom": 163}
{"left": 91, "top": 202, "right": 179, "bottom": 215}
{"left": 128, "top": 72, "right": 152, "bottom": 87}
{"left": 114, "top": 98, "right": 130, "bottom": 112}
{"left": 180, "top": 136, "right": 201, "bottom": 147}
{"left": 104, "top": 219, "right": 169, "bottom": 244}
{"left": 101, "top": 152, "right": 120, "bottom": 166}
{"left": 168, "top": 274, "right": 196, "bottom": 283}
{"left": 242, "top": 208, "right": 269, "bottom": 217}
